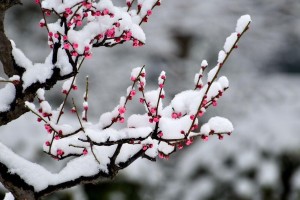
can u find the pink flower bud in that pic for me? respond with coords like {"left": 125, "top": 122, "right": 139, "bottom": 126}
{"left": 158, "top": 132, "right": 163, "bottom": 137}
{"left": 137, "top": 4, "right": 142, "bottom": 10}
{"left": 158, "top": 153, "right": 164, "bottom": 159}
{"left": 201, "top": 135, "right": 208, "bottom": 141}
{"left": 130, "top": 90, "right": 136, "bottom": 97}
{"left": 73, "top": 43, "right": 79, "bottom": 49}
{"left": 71, "top": 51, "right": 78, "bottom": 57}
{"left": 198, "top": 111, "right": 204, "bottom": 117}
{"left": 63, "top": 43, "right": 70, "bottom": 50}
{"left": 118, "top": 107, "right": 126, "bottom": 114}
{"left": 212, "top": 100, "right": 217, "bottom": 107}
{"left": 178, "top": 143, "right": 183, "bottom": 150}
{"left": 147, "top": 10, "right": 152, "bottom": 16}
{"left": 72, "top": 85, "right": 78, "bottom": 90}
{"left": 139, "top": 98, "right": 145, "bottom": 103}
{"left": 186, "top": 139, "right": 193, "bottom": 146}
{"left": 150, "top": 108, "right": 156, "bottom": 114}
{"left": 171, "top": 113, "right": 178, "bottom": 119}
{"left": 76, "top": 20, "right": 82, "bottom": 26}
{"left": 119, "top": 118, "right": 125, "bottom": 123}
{"left": 142, "top": 146, "right": 148, "bottom": 151}
{"left": 84, "top": 46, "right": 90, "bottom": 52}
{"left": 103, "top": 8, "right": 110, "bottom": 15}
{"left": 39, "top": 22, "right": 45, "bottom": 27}
{"left": 65, "top": 8, "right": 72, "bottom": 15}
{"left": 218, "top": 134, "right": 224, "bottom": 140}
{"left": 153, "top": 117, "right": 159, "bottom": 123}
{"left": 190, "top": 115, "right": 195, "bottom": 120}
{"left": 83, "top": 148, "right": 88, "bottom": 155}
{"left": 57, "top": 149, "right": 64, "bottom": 156}
{"left": 45, "top": 141, "right": 50, "bottom": 146}
{"left": 143, "top": 17, "right": 148, "bottom": 23}
{"left": 85, "top": 53, "right": 92, "bottom": 59}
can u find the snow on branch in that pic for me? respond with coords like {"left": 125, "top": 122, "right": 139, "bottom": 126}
{"left": 0, "top": 0, "right": 251, "bottom": 198}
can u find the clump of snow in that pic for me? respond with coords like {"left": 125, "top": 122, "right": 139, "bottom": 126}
{"left": 207, "top": 66, "right": 219, "bottom": 83}
{"left": 200, "top": 117, "right": 233, "bottom": 134}
{"left": 218, "top": 50, "right": 227, "bottom": 63}
{"left": 4, "top": 193, "right": 14, "bottom": 200}
{"left": 22, "top": 63, "right": 54, "bottom": 89}
{"left": 11, "top": 41, "right": 33, "bottom": 70}
{"left": 236, "top": 15, "right": 251, "bottom": 34}
{"left": 224, "top": 32, "right": 238, "bottom": 53}
{"left": 0, "top": 83, "right": 16, "bottom": 112}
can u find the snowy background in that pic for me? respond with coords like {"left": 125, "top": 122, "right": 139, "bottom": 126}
{"left": 1, "top": 0, "right": 300, "bottom": 199}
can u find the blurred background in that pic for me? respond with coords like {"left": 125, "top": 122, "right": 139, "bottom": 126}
{"left": 1, "top": 0, "right": 300, "bottom": 199}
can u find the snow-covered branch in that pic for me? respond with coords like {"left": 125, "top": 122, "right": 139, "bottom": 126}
{"left": 0, "top": 0, "right": 251, "bottom": 199}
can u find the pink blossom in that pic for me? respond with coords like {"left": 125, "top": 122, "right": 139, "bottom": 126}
{"left": 106, "top": 28, "right": 115, "bottom": 38}
{"left": 63, "top": 43, "right": 70, "bottom": 50}
{"left": 65, "top": 8, "right": 72, "bottom": 15}
{"left": 82, "top": 2, "right": 92, "bottom": 9}
{"left": 63, "top": 35, "right": 68, "bottom": 41}
{"left": 171, "top": 113, "right": 178, "bottom": 119}
{"left": 142, "top": 146, "right": 148, "bottom": 151}
{"left": 212, "top": 100, "right": 218, "bottom": 107}
{"left": 103, "top": 8, "right": 110, "bottom": 15}
{"left": 201, "top": 135, "right": 209, "bottom": 141}
{"left": 186, "top": 139, "right": 193, "bottom": 146}
{"left": 39, "top": 21, "right": 45, "bottom": 27}
{"left": 198, "top": 111, "right": 204, "bottom": 117}
{"left": 139, "top": 98, "right": 145, "bottom": 103}
{"left": 83, "top": 148, "right": 88, "bottom": 155}
{"left": 147, "top": 10, "right": 152, "bottom": 16}
{"left": 218, "top": 134, "right": 224, "bottom": 140}
{"left": 118, "top": 107, "right": 126, "bottom": 114}
{"left": 76, "top": 20, "right": 82, "bottom": 26}
{"left": 57, "top": 149, "right": 64, "bottom": 156}
{"left": 115, "top": 22, "right": 120, "bottom": 28}
{"left": 158, "top": 132, "right": 163, "bottom": 137}
{"left": 130, "top": 76, "right": 136, "bottom": 81}
{"left": 72, "top": 85, "right": 78, "bottom": 90}
{"left": 119, "top": 118, "right": 125, "bottom": 123}
{"left": 71, "top": 51, "right": 78, "bottom": 57}
{"left": 130, "top": 90, "right": 136, "bottom": 97}
{"left": 178, "top": 143, "right": 183, "bottom": 150}
{"left": 73, "top": 43, "right": 79, "bottom": 49}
